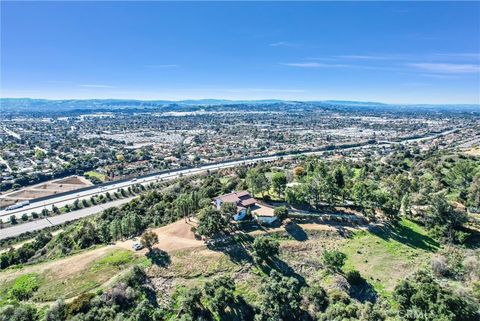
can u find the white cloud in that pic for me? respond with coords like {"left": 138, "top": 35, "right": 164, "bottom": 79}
{"left": 431, "top": 53, "right": 480, "bottom": 60}
{"left": 408, "top": 63, "right": 480, "bottom": 74}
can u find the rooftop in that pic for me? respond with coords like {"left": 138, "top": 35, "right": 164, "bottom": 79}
{"left": 215, "top": 190, "right": 256, "bottom": 207}
{"left": 251, "top": 203, "right": 276, "bottom": 217}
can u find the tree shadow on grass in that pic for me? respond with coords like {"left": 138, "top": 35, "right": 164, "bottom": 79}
{"left": 348, "top": 280, "right": 378, "bottom": 303}
{"left": 220, "top": 296, "right": 255, "bottom": 321}
{"left": 143, "top": 285, "right": 160, "bottom": 307}
{"left": 257, "top": 257, "right": 306, "bottom": 285}
{"left": 335, "top": 226, "right": 354, "bottom": 239}
{"left": 368, "top": 222, "right": 439, "bottom": 252}
{"left": 462, "top": 227, "right": 480, "bottom": 249}
{"left": 147, "top": 248, "right": 171, "bottom": 267}
{"left": 206, "top": 232, "right": 254, "bottom": 264}
{"left": 284, "top": 221, "right": 308, "bottom": 241}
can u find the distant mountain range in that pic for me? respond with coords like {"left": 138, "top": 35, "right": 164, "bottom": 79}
{"left": 0, "top": 98, "right": 478, "bottom": 113}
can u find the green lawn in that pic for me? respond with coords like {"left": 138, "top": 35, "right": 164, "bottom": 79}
{"left": 273, "top": 219, "right": 439, "bottom": 299}
{"left": 341, "top": 219, "right": 439, "bottom": 297}
{"left": 84, "top": 171, "right": 107, "bottom": 182}
{"left": 219, "top": 176, "right": 231, "bottom": 185}
{"left": 0, "top": 248, "right": 144, "bottom": 303}
{"left": 33, "top": 249, "right": 144, "bottom": 301}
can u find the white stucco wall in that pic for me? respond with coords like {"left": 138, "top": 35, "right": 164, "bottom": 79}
{"left": 255, "top": 215, "right": 277, "bottom": 224}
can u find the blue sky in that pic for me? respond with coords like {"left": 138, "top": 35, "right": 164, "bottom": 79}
{"left": 1, "top": 1, "right": 479, "bottom": 104}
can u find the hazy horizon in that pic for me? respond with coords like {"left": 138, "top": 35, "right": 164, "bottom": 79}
{"left": 2, "top": 97, "right": 480, "bottom": 108}
{"left": 1, "top": 1, "right": 479, "bottom": 104}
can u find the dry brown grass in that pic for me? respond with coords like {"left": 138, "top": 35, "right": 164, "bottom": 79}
{"left": 116, "top": 219, "right": 204, "bottom": 253}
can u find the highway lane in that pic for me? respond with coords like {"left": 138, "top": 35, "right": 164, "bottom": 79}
{"left": 0, "top": 127, "right": 459, "bottom": 237}
{"left": 0, "top": 197, "right": 135, "bottom": 240}
{"left": 0, "top": 154, "right": 289, "bottom": 220}
{"left": 0, "top": 160, "right": 269, "bottom": 239}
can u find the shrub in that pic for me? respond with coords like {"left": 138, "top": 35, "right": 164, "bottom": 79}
{"left": 394, "top": 270, "right": 479, "bottom": 321}
{"left": 52, "top": 205, "right": 60, "bottom": 215}
{"left": 473, "top": 281, "right": 480, "bottom": 301}
{"left": 45, "top": 299, "right": 66, "bottom": 321}
{"left": 252, "top": 236, "right": 279, "bottom": 263}
{"left": 463, "top": 254, "right": 480, "bottom": 282}
{"left": 101, "top": 283, "right": 136, "bottom": 307}
{"left": 21, "top": 214, "right": 29, "bottom": 222}
{"left": 31, "top": 212, "right": 39, "bottom": 219}
{"left": 9, "top": 274, "right": 40, "bottom": 301}
{"left": 431, "top": 255, "right": 449, "bottom": 277}
{"left": 257, "top": 270, "right": 303, "bottom": 320}
{"left": 274, "top": 206, "right": 289, "bottom": 221}
{"left": 203, "top": 276, "right": 235, "bottom": 315}
{"left": 67, "top": 293, "right": 94, "bottom": 316}
{"left": 346, "top": 270, "right": 364, "bottom": 285}
{"left": 305, "top": 285, "right": 329, "bottom": 313}
{"left": 319, "top": 302, "right": 358, "bottom": 321}
{"left": 125, "top": 265, "right": 147, "bottom": 288}
{"left": 322, "top": 250, "right": 347, "bottom": 272}
{"left": 0, "top": 303, "right": 38, "bottom": 321}
{"left": 329, "top": 289, "right": 351, "bottom": 305}
{"left": 293, "top": 166, "right": 305, "bottom": 177}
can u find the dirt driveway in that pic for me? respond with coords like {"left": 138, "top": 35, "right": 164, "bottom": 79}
{"left": 116, "top": 219, "right": 205, "bottom": 253}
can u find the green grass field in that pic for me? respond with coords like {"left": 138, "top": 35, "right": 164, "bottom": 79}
{"left": 0, "top": 219, "right": 440, "bottom": 308}
{"left": 0, "top": 247, "right": 144, "bottom": 303}
{"left": 84, "top": 171, "right": 107, "bottom": 182}
{"left": 341, "top": 219, "right": 439, "bottom": 296}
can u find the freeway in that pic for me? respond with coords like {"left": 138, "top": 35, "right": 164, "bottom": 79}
{"left": 0, "top": 128, "right": 459, "bottom": 240}
{"left": 0, "top": 158, "right": 279, "bottom": 240}
{"left": 0, "top": 156, "right": 285, "bottom": 221}
{"left": 0, "top": 197, "right": 135, "bottom": 240}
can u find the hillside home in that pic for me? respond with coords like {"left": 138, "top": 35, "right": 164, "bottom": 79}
{"left": 214, "top": 191, "right": 278, "bottom": 224}
{"left": 214, "top": 191, "right": 256, "bottom": 221}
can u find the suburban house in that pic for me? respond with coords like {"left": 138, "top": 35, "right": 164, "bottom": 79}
{"left": 214, "top": 191, "right": 256, "bottom": 221}
{"left": 214, "top": 190, "right": 278, "bottom": 224}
